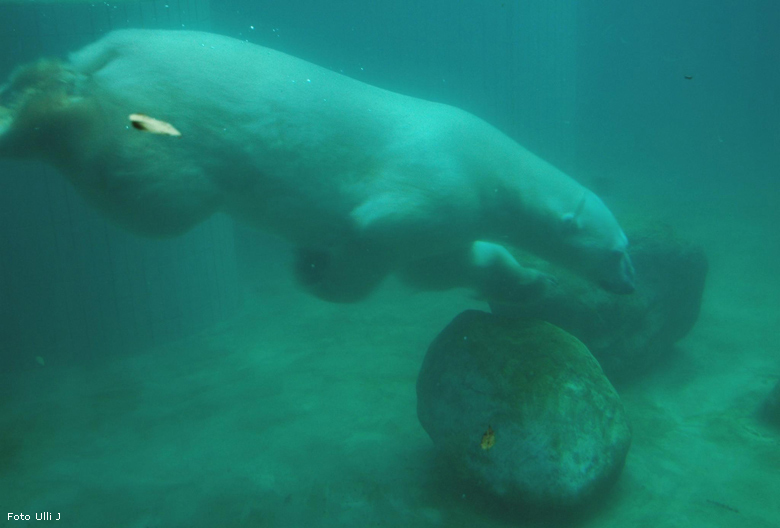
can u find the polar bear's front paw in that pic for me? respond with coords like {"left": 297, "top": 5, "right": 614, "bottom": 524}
{"left": 526, "top": 270, "right": 558, "bottom": 297}
{"left": 486, "top": 268, "right": 558, "bottom": 304}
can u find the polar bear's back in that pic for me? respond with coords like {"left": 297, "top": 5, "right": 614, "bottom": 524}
{"left": 67, "top": 30, "right": 474, "bottom": 186}
{"left": 68, "top": 29, "right": 418, "bottom": 142}
{"left": 70, "top": 29, "right": 346, "bottom": 94}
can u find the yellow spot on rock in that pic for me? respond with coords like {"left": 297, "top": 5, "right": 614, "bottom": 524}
{"left": 480, "top": 425, "right": 495, "bottom": 450}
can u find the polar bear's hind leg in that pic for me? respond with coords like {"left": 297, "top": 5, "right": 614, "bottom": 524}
{"left": 293, "top": 243, "right": 394, "bottom": 303}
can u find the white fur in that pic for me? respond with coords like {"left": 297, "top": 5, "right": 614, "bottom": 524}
{"left": 0, "top": 29, "right": 635, "bottom": 302}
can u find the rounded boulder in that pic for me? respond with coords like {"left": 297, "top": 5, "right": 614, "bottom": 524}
{"left": 417, "top": 310, "right": 631, "bottom": 508}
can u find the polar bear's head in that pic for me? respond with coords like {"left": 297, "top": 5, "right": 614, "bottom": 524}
{"left": 557, "top": 192, "right": 635, "bottom": 294}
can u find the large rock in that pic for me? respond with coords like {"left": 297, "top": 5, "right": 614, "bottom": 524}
{"left": 491, "top": 224, "right": 708, "bottom": 381}
{"left": 417, "top": 310, "right": 631, "bottom": 508}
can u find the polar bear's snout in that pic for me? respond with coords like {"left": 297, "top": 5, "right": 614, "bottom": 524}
{"left": 0, "top": 105, "right": 9, "bottom": 137}
{"left": 598, "top": 250, "right": 636, "bottom": 294}
{"left": 0, "top": 104, "right": 14, "bottom": 154}
{"left": 0, "top": 85, "right": 12, "bottom": 141}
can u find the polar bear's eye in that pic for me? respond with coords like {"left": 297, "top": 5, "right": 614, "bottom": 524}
{"left": 561, "top": 212, "right": 581, "bottom": 233}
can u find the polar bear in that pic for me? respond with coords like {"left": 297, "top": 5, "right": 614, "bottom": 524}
{"left": 0, "top": 30, "right": 635, "bottom": 303}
